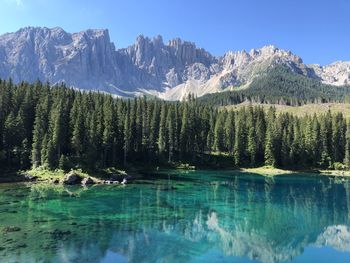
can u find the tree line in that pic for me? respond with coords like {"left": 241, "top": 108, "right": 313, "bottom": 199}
{"left": 1, "top": 79, "right": 350, "bottom": 172}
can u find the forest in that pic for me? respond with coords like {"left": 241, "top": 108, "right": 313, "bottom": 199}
{"left": 1, "top": 78, "right": 350, "bottom": 173}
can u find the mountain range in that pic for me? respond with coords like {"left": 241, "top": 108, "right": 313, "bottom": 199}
{"left": 0, "top": 27, "right": 349, "bottom": 100}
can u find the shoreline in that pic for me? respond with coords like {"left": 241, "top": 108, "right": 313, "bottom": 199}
{"left": 2, "top": 165, "right": 350, "bottom": 185}
{"left": 240, "top": 166, "right": 350, "bottom": 177}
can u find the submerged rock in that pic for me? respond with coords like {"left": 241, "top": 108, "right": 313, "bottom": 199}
{"left": 15, "top": 243, "right": 27, "bottom": 249}
{"left": 3, "top": 226, "right": 21, "bottom": 233}
{"left": 63, "top": 172, "right": 83, "bottom": 185}
{"left": 50, "top": 229, "right": 71, "bottom": 239}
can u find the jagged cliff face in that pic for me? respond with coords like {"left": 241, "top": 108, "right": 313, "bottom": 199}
{"left": 0, "top": 27, "right": 123, "bottom": 93}
{"left": 0, "top": 27, "right": 349, "bottom": 100}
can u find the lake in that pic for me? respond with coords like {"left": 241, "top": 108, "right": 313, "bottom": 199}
{"left": 1, "top": 170, "right": 350, "bottom": 263}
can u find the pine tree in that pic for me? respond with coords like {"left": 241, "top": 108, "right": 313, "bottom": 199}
{"left": 344, "top": 121, "right": 350, "bottom": 169}
{"left": 234, "top": 112, "right": 246, "bottom": 166}
{"left": 166, "top": 106, "right": 175, "bottom": 162}
{"left": 206, "top": 111, "right": 215, "bottom": 153}
{"left": 247, "top": 125, "right": 257, "bottom": 166}
{"left": 264, "top": 108, "right": 277, "bottom": 167}
{"left": 264, "top": 124, "right": 276, "bottom": 167}
{"left": 58, "top": 154, "right": 69, "bottom": 171}
{"left": 158, "top": 103, "right": 167, "bottom": 155}
{"left": 71, "top": 109, "right": 85, "bottom": 157}
{"left": 149, "top": 102, "right": 160, "bottom": 155}
{"left": 46, "top": 138, "right": 56, "bottom": 168}
{"left": 31, "top": 97, "right": 50, "bottom": 168}
{"left": 332, "top": 113, "right": 345, "bottom": 163}
{"left": 224, "top": 111, "right": 235, "bottom": 155}
{"left": 123, "top": 102, "right": 131, "bottom": 166}
{"left": 51, "top": 99, "right": 65, "bottom": 162}
{"left": 180, "top": 103, "right": 189, "bottom": 158}
{"left": 213, "top": 112, "right": 225, "bottom": 153}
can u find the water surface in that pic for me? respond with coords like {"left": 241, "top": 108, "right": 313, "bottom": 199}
{"left": 1, "top": 170, "right": 350, "bottom": 263}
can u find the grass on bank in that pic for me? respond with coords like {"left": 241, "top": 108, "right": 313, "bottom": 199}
{"left": 224, "top": 102, "right": 350, "bottom": 118}
{"left": 240, "top": 166, "right": 296, "bottom": 176}
{"left": 22, "top": 166, "right": 129, "bottom": 183}
{"left": 240, "top": 165, "right": 350, "bottom": 177}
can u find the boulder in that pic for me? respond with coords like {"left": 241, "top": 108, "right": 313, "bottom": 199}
{"left": 23, "top": 174, "right": 38, "bottom": 181}
{"left": 63, "top": 172, "right": 82, "bottom": 185}
{"left": 81, "top": 177, "right": 94, "bottom": 185}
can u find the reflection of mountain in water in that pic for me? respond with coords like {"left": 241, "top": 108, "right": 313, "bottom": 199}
{"left": 316, "top": 225, "right": 350, "bottom": 252}
{"left": 1, "top": 172, "right": 350, "bottom": 263}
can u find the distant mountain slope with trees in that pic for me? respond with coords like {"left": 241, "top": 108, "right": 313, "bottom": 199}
{"left": 199, "top": 66, "right": 350, "bottom": 106}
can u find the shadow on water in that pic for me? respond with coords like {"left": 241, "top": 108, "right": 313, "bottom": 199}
{"left": 1, "top": 170, "right": 350, "bottom": 263}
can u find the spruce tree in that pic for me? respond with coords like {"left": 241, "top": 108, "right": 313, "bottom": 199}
{"left": 344, "top": 121, "right": 350, "bottom": 169}
{"left": 158, "top": 103, "right": 167, "bottom": 155}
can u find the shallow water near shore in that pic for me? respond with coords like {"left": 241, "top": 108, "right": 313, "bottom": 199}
{"left": 1, "top": 170, "right": 350, "bottom": 263}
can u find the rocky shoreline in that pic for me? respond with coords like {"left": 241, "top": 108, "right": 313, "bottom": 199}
{"left": 0, "top": 168, "right": 135, "bottom": 186}
{"left": 59, "top": 171, "right": 131, "bottom": 186}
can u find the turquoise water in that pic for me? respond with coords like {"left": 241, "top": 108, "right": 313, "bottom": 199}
{"left": 1, "top": 170, "right": 350, "bottom": 263}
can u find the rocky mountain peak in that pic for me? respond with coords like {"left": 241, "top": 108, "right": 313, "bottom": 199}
{"left": 0, "top": 27, "right": 349, "bottom": 100}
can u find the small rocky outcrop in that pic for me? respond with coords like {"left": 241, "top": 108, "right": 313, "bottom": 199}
{"left": 63, "top": 172, "right": 83, "bottom": 185}
{"left": 23, "top": 174, "right": 38, "bottom": 181}
{"left": 81, "top": 177, "right": 94, "bottom": 185}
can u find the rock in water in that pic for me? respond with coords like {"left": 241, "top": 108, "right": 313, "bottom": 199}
{"left": 81, "top": 177, "right": 94, "bottom": 185}
{"left": 63, "top": 172, "right": 82, "bottom": 185}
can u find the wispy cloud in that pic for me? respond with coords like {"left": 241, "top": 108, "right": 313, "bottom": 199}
{"left": 4, "top": 0, "right": 24, "bottom": 6}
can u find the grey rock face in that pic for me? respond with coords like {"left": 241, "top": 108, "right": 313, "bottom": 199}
{"left": 0, "top": 27, "right": 349, "bottom": 100}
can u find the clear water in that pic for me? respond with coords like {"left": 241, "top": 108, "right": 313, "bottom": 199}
{"left": 1, "top": 170, "right": 350, "bottom": 263}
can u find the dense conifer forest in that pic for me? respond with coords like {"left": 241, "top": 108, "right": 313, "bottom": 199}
{"left": 1, "top": 78, "right": 350, "bottom": 173}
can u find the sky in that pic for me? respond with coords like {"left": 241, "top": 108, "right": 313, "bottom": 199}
{"left": 0, "top": 0, "right": 349, "bottom": 65}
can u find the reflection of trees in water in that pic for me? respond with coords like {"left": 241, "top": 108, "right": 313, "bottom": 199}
{"left": 201, "top": 176, "right": 350, "bottom": 263}
{"left": 2, "top": 175, "right": 350, "bottom": 262}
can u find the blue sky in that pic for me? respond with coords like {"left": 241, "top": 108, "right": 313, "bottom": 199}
{"left": 0, "top": 0, "right": 349, "bottom": 65}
